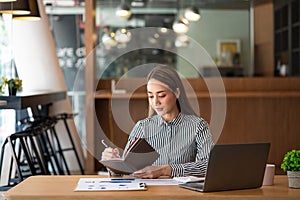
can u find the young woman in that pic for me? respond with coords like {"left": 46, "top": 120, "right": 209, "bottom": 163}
{"left": 101, "top": 65, "right": 214, "bottom": 178}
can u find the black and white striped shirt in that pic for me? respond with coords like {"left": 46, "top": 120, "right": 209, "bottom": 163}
{"left": 123, "top": 113, "right": 214, "bottom": 177}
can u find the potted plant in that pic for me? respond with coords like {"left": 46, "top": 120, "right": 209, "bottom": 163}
{"left": 0, "top": 76, "right": 22, "bottom": 96}
{"left": 281, "top": 149, "right": 300, "bottom": 188}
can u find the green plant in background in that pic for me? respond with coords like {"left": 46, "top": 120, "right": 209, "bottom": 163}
{"left": 0, "top": 76, "right": 22, "bottom": 93}
{"left": 281, "top": 150, "right": 300, "bottom": 172}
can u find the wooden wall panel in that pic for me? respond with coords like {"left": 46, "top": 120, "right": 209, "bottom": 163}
{"left": 254, "top": 2, "right": 274, "bottom": 76}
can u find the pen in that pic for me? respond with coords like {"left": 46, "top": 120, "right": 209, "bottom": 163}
{"left": 101, "top": 139, "right": 109, "bottom": 148}
{"left": 101, "top": 139, "right": 121, "bottom": 158}
{"left": 100, "top": 180, "right": 133, "bottom": 183}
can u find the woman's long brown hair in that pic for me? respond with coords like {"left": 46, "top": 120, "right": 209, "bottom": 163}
{"left": 147, "top": 65, "right": 197, "bottom": 117}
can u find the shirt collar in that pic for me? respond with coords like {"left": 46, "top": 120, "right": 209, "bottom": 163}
{"left": 155, "top": 113, "right": 183, "bottom": 126}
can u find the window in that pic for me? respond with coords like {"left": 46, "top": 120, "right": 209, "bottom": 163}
{"left": 0, "top": 15, "right": 16, "bottom": 145}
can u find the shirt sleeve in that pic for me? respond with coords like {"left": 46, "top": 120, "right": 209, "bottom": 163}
{"left": 169, "top": 120, "right": 214, "bottom": 177}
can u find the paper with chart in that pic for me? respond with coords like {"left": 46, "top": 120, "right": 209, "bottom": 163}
{"left": 74, "top": 177, "right": 182, "bottom": 191}
{"left": 74, "top": 178, "right": 147, "bottom": 191}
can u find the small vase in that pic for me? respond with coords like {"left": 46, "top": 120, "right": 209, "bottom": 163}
{"left": 8, "top": 87, "right": 17, "bottom": 96}
{"left": 287, "top": 171, "right": 300, "bottom": 188}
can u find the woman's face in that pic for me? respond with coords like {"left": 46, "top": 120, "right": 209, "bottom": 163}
{"left": 147, "top": 78, "right": 179, "bottom": 121}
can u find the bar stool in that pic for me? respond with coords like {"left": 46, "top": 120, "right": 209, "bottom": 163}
{"left": 18, "top": 113, "right": 84, "bottom": 175}
{"left": 0, "top": 127, "right": 49, "bottom": 190}
{"left": 18, "top": 117, "right": 69, "bottom": 175}
{"left": 32, "top": 120, "right": 65, "bottom": 175}
{"left": 52, "top": 113, "right": 84, "bottom": 175}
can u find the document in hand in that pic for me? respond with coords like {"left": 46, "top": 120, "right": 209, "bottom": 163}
{"left": 100, "top": 138, "right": 159, "bottom": 175}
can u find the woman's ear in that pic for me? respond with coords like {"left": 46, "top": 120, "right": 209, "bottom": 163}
{"left": 175, "top": 88, "right": 180, "bottom": 98}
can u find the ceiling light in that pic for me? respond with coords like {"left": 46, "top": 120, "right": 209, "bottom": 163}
{"left": 115, "top": 28, "right": 131, "bottom": 43}
{"left": 0, "top": 0, "right": 30, "bottom": 15}
{"left": 102, "top": 31, "right": 117, "bottom": 48}
{"left": 184, "top": 6, "right": 201, "bottom": 22}
{"left": 172, "top": 17, "right": 189, "bottom": 34}
{"left": 159, "top": 27, "right": 169, "bottom": 34}
{"left": 131, "top": 0, "right": 145, "bottom": 7}
{"left": 116, "top": 2, "right": 131, "bottom": 19}
{"left": 13, "top": 0, "right": 41, "bottom": 21}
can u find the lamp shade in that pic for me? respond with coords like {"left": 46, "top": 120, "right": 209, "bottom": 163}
{"left": 173, "top": 17, "right": 189, "bottom": 34}
{"left": 13, "top": 0, "right": 40, "bottom": 21}
{"left": 116, "top": 3, "right": 131, "bottom": 19}
{"left": 184, "top": 6, "right": 201, "bottom": 22}
{"left": 0, "top": 0, "right": 30, "bottom": 15}
{"left": 0, "top": 0, "right": 17, "bottom": 2}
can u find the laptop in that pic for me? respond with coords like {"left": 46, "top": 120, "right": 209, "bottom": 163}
{"left": 179, "top": 142, "right": 270, "bottom": 192}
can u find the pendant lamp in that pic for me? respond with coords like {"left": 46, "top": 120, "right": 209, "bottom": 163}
{"left": 173, "top": 17, "right": 189, "bottom": 34}
{"left": 184, "top": 6, "right": 201, "bottom": 22}
{"left": 0, "top": 0, "right": 30, "bottom": 15}
{"left": 13, "top": 0, "right": 40, "bottom": 21}
{"left": 116, "top": 1, "right": 131, "bottom": 19}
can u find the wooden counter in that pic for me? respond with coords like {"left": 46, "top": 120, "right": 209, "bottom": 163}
{"left": 92, "top": 78, "right": 300, "bottom": 173}
{"left": 3, "top": 175, "right": 300, "bottom": 200}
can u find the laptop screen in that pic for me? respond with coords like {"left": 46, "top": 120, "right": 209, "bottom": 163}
{"left": 180, "top": 143, "right": 270, "bottom": 192}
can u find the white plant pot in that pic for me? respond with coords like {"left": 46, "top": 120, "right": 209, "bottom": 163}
{"left": 287, "top": 171, "right": 300, "bottom": 188}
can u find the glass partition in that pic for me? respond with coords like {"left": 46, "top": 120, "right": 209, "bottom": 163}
{"left": 94, "top": 1, "right": 252, "bottom": 78}
{"left": 43, "top": 0, "right": 253, "bottom": 146}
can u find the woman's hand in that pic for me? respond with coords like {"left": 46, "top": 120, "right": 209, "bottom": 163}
{"left": 133, "top": 165, "right": 171, "bottom": 179}
{"left": 101, "top": 147, "right": 120, "bottom": 160}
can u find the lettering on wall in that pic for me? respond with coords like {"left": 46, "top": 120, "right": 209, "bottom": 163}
{"left": 57, "top": 47, "right": 86, "bottom": 69}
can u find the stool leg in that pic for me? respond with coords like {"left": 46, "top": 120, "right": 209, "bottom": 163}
{"left": 50, "top": 125, "right": 71, "bottom": 175}
{"left": 7, "top": 137, "right": 23, "bottom": 183}
{"left": 0, "top": 139, "right": 14, "bottom": 186}
{"left": 43, "top": 129, "right": 65, "bottom": 175}
{"left": 62, "top": 118, "right": 84, "bottom": 174}
{"left": 28, "top": 136, "right": 48, "bottom": 175}
{"left": 38, "top": 131, "right": 60, "bottom": 175}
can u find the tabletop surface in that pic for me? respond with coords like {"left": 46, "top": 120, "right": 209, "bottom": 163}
{"left": 0, "top": 90, "right": 66, "bottom": 110}
{"left": 3, "top": 175, "right": 300, "bottom": 200}
{"left": 0, "top": 100, "right": 7, "bottom": 106}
